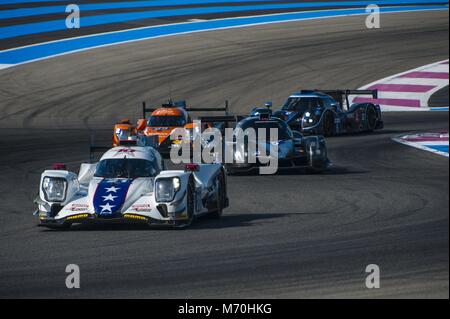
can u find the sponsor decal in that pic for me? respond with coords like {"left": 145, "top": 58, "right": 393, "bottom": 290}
{"left": 131, "top": 204, "right": 153, "bottom": 213}
{"left": 117, "top": 148, "right": 137, "bottom": 155}
{"left": 69, "top": 203, "right": 89, "bottom": 212}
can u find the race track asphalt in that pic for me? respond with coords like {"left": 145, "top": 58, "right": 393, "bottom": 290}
{"left": 0, "top": 10, "right": 448, "bottom": 298}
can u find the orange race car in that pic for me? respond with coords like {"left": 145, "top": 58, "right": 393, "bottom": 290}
{"left": 112, "top": 100, "right": 229, "bottom": 156}
{"left": 112, "top": 118, "right": 147, "bottom": 147}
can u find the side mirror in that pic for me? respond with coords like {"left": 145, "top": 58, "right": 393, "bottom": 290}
{"left": 265, "top": 101, "right": 273, "bottom": 109}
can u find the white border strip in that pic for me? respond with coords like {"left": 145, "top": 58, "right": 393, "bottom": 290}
{"left": 355, "top": 59, "right": 449, "bottom": 110}
{"left": 393, "top": 137, "right": 449, "bottom": 157}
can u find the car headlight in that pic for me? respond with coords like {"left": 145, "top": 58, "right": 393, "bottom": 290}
{"left": 42, "top": 177, "right": 67, "bottom": 202}
{"left": 155, "top": 177, "right": 181, "bottom": 203}
{"left": 302, "top": 113, "right": 317, "bottom": 126}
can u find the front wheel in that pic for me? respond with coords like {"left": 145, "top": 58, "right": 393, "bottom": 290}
{"left": 209, "top": 173, "right": 225, "bottom": 218}
{"left": 175, "top": 178, "right": 195, "bottom": 228}
{"left": 322, "top": 112, "right": 334, "bottom": 137}
{"left": 366, "top": 106, "right": 377, "bottom": 132}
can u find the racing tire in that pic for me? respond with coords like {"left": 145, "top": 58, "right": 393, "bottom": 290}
{"left": 306, "top": 155, "right": 328, "bottom": 174}
{"left": 366, "top": 106, "right": 377, "bottom": 132}
{"left": 174, "top": 177, "right": 195, "bottom": 228}
{"left": 210, "top": 173, "right": 226, "bottom": 219}
{"left": 306, "top": 159, "right": 331, "bottom": 174}
{"left": 322, "top": 112, "right": 334, "bottom": 137}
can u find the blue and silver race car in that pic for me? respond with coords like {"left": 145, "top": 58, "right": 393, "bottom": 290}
{"left": 223, "top": 111, "right": 331, "bottom": 174}
{"left": 272, "top": 90, "right": 384, "bottom": 136}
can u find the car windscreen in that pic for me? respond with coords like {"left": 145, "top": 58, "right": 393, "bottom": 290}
{"left": 237, "top": 120, "right": 291, "bottom": 141}
{"left": 95, "top": 158, "right": 159, "bottom": 179}
{"left": 282, "top": 97, "right": 316, "bottom": 113}
{"left": 148, "top": 116, "right": 186, "bottom": 127}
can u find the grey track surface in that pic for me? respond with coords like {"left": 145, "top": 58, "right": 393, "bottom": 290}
{"left": 0, "top": 10, "right": 448, "bottom": 298}
{"left": 429, "top": 86, "right": 449, "bottom": 108}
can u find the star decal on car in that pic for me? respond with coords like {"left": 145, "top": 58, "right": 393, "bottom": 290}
{"left": 99, "top": 203, "right": 115, "bottom": 213}
{"left": 102, "top": 194, "right": 117, "bottom": 202}
{"left": 105, "top": 186, "right": 120, "bottom": 193}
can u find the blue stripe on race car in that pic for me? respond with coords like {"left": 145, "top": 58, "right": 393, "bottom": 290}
{"left": 93, "top": 179, "right": 132, "bottom": 217}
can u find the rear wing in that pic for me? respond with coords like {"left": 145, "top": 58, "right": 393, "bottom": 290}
{"left": 142, "top": 100, "right": 230, "bottom": 118}
{"left": 315, "top": 89, "right": 378, "bottom": 110}
{"left": 199, "top": 115, "right": 242, "bottom": 123}
{"left": 199, "top": 115, "right": 248, "bottom": 131}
